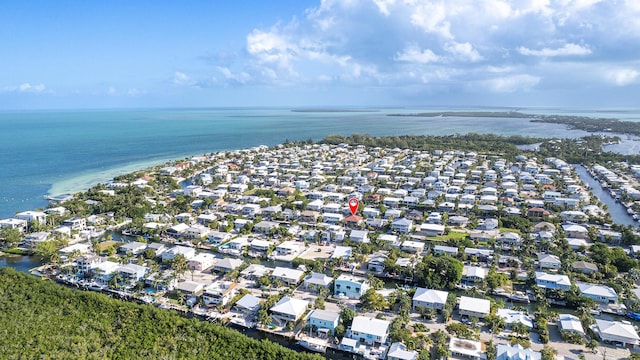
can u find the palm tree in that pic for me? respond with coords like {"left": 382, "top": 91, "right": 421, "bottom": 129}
{"left": 171, "top": 254, "right": 188, "bottom": 281}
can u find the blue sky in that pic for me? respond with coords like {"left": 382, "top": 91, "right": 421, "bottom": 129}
{"left": 1, "top": 0, "right": 639, "bottom": 109}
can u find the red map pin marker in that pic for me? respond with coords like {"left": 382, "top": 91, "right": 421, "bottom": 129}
{"left": 348, "top": 198, "right": 359, "bottom": 216}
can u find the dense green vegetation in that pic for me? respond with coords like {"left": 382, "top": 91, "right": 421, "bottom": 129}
{"left": 321, "top": 133, "right": 541, "bottom": 157}
{"left": 0, "top": 268, "right": 321, "bottom": 360}
{"left": 320, "top": 133, "right": 640, "bottom": 164}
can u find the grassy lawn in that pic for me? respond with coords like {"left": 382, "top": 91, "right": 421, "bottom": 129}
{"left": 428, "top": 230, "right": 469, "bottom": 242}
{"left": 97, "top": 240, "right": 121, "bottom": 253}
{"left": 499, "top": 227, "right": 521, "bottom": 234}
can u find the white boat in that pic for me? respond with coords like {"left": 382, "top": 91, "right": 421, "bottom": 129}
{"left": 297, "top": 337, "right": 328, "bottom": 354}
{"left": 506, "top": 291, "right": 530, "bottom": 303}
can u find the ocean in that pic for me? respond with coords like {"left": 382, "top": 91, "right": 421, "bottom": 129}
{"left": 0, "top": 107, "right": 637, "bottom": 219}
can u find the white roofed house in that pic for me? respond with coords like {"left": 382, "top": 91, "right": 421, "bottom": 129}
{"left": 558, "top": 314, "right": 585, "bottom": 336}
{"left": 386, "top": 342, "right": 418, "bottom": 360}
{"left": 347, "top": 316, "right": 390, "bottom": 346}
{"left": 117, "top": 264, "right": 149, "bottom": 286}
{"left": 496, "top": 344, "right": 540, "bottom": 360}
{"left": 418, "top": 223, "right": 445, "bottom": 237}
{"left": 562, "top": 224, "right": 588, "bottom": 239}
{"left": 167, "top": 223, "right": 189, "bottom": 238}
{"left": 269, "top": 296, "right": 309, "bottom": 327}
{"left": 0, "top": 218, "right": 28, "bottom": 234}
{"left": 213, "top": 258, "right": 243, "bottom": 273}
{"left": 188, "top": 253, "right": 217, "bottom": 271}
{"left": 391, "top": 218, "right": 413, "bottom": 234}
{"left": 593, "top": 319, "right": 640, "bottom": 348}
{"left": 119, "top": 241, "right": 147, "bottom": 255}
{"left": 458, "top": 296, "right": 490, "bottom": 318}
{"left": 577, "top": 282, "right": 619, "bottom": 305}
{"left": 433, "top": 245, "right": 458, "bottom": 257}
{"left": 537, "top": 253, "right": 561, "bottom": 271}
{"left": 271, "top": 267, "right": 305, "bottom": 287}
{"left": 185, "top": 225, "right": 210, "bottom": 240}
{"left": 535, "top": 272, "right": 571, "bottom": 291}
{"left": 15, "top": 210, "right": 47, "bottom": 225}
{"left": 461, "top": 266, "right": 486, "bottom": 288}
{"left": 412, "top": 288, "right": 448, "bottom": 311}
{"left": 401, "top": 240, "right": 425, "bottom": 254}
{"left": 349, "top": 229, "right": 369, "bottom": 243}
{"left": 161, "top": 245, "right": 196, "bottom": 262}
{"left": 496, "top": 232, "right": 523, "bottom": 250}
{"left": 203, "top": 281, "right": 238, "bottom": 306}
{"left": 496, "top": 308, "right": 534, "bottom": 329}
{"left": 303, "top": 272, "right": 333, "bottom": 291}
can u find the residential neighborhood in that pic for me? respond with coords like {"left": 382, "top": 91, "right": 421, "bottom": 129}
{"left": 4, "top": 142, "right": 640, "bottom": 359}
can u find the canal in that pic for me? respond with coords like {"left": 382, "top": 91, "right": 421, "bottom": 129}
{"left": 573, "top": 164, "right": 638, "bottom": 227}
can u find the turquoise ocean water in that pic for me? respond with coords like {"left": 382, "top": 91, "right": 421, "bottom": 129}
{"left": 0, "top": 107, "right": 637, "bottom": 219}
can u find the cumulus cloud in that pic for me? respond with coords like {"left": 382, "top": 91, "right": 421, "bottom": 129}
{"left": 606, "top": 68, "right": 639, "bottom": 86}
{"left": 518, "top": 43, "right": 592, "bottom": 57}
{"left": 395, "top": 46, "right": 440, "bottom": 64}
{"left": 196, "top": 0, "right": 639, "bottom": 99}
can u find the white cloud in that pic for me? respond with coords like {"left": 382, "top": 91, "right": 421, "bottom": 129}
{"left": 605, "top": 68, "right": 639, "bottom": 86}
{"left": 445, "top": 42, "right": 482, "bottom": 62}
{"left": 2, "top": 83, "right": 47, "bottom": 93}
{"left": 107, "top": 87, "right": 117, "bottom": 96}
{"left": 518, "top": 43, "right": 591, "bottom": 57}
{"left": 482, "top": 74, "right": 541, "bottom": 92}
{"left": 198, "top": 0, "right": 640, "bottom": 101}
{"left": 395, "top": 46, "right": 440, "bottom": 64}
{"left": 173, "top": 71, "right": 192, "bottom": 86}
{"left": 217, "top": 67, "right": 251, "bottom": 84}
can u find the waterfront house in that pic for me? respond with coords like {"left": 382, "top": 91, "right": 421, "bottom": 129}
{"left": 0, "top": 218, "right": 28, "bottom": 233}
{"left": 203, "top": 281, "right": 238, "bottom": 306}
{"left": 496, "top": 232, "right": 522, "bottom": 250}
{"left": 269, "top": 296, "right": 309, "bottom": 327}
{"left": 15, "top": 210, "right": 47, "bottom": 225}
{"left": 175, "top": 281, "right": 205, "bottom": 297}
{"left": 577, "top": 282, "right": 618, "bottom": 304}
{"left": 535, "top": 272, "right": 571, "bottom": 291}
{"left": 461, "top": 266, "right": 486, "bottom": 287}
{"left": 59, "top": 243, "right": 91, "bottom": 258}
{"left": 253, "top": 220, "right": 278, "bottom": 233}
{"left": 458, "top": 296, "right": 490, "bottom": 318}
{"left": 207, "top": 231, "right": 232, "bottom": 245}
{"left": 412, "top": 288, "right": 448, "bottom": 311}
{"left": 92, "top": 261, "right": 120, "bottom": 284}
{"left": 62, "top": 217, "right": 86, "bottom": 231}
{"left": 558, "top": 314, "right": 585, "bottom": 336}
{"left": 117, "top": 263, "right": 149, "bottom": 284}
{"left": 167, "top": 223, "right": 189, "bottom": 238}
{"left": 240, "top": 263, "right": 272, "bottom": 280}
{"left": 119, "top": 241, "right": 147, "bottom": 255}
{"left": 496, "top": 344, "right": 540, "bottom": 360}
{"left": 161, "top": 245, "right": 196, "bottom": 262}
{"left": 593, "top": 319, "right": 640, "bottom": 348}
{"left": 307, "top": 309, "right": 340, "bottom": 335}
{"left": 367, "top": 252, "right": 387, "bottom": 273}
{"left": 348, "top": 316, "right": 390, "bottom": 346}
{"left": 496, "top": 308, "right": 534, "bottom": 329}
{"left": 331, "top": 246, "right": 352, "bottom": 261}
{"left": 386, "top": 342, "right": 418, "bottom": 360}
{"left": 234, "top": 294, "right": 261, "bottom": 314}
{"left": 334, "top": 274, "right": 370, "bottom": 299}
{"left": 75, "top": 255, "right": 103, "bottom": 275}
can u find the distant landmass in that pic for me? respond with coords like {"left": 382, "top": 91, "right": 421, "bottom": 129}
{"left": 291, "top": 109, "right": 379, "bottom": 113}
{"left": 389, "top": 111, "right": 640, "bottom": 137}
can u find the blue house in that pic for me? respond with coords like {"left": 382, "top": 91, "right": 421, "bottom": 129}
{"left": 334, "top": 274, "right": 370, "bottom": 299}
{"left": 307, "top": 309, "right": 340, "bottom": 335}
